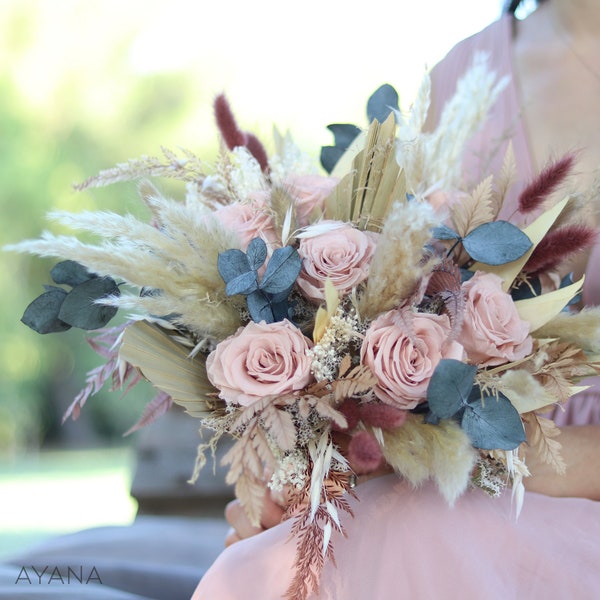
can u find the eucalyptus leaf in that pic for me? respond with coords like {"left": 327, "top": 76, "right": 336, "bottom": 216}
{"left": 269, "top": 286, "right": 295, "bottom": 305}
{"left": 320, "top": 146, "right": 346, "bottom": 175}
{"left": 432, "top": 224, "right": 461, "bottom": 241}
{"left": 320, "top": 124, "right": 362, "bottom": 174}
{"left": 246, "top": 238, "right": 268, "bottom": 271}
{"left": 247, "top": 290, "right": 275, "bottom": 323}
{"left": 367, "top": 84, "right": 399, "bottom": 124}
{"left": 260, "top": 246, "right": 301, "bottom": 295}
{"left": 225, "top": 270, "right": 259, "bottom": 296}
{"left": 22, "top": 287, "right": 71, "bottom": 334}
{"left": 51, "top": 260, "right": 95, "bottom": 287}
{"left": 427, "top": 359, "right": 477, "bottom": 419}
{"left": 462, "top": 389, "right": 526, "bottom": 450}
{"left": 217, "top": 249, "right": 251, "bottom": 283}
{"left": 328, "top": 123, "right": 362, "bottom": 148}
{"left": 58, "top": 277, "right": 120, "bottom": 330}
{"left": 271, "top": 299, "right": 294, "bottom": 322}
{"left": 463, "top": 221, "right": 532, "bottom": 266}
{"left": 560, "top": 272, "right": 581, "bottom": 306}
{"left": 511, "top": 277, "right": 542, "bottom": 301}
{"left": 460, "top": 268, "right": 475, "bottom": 283}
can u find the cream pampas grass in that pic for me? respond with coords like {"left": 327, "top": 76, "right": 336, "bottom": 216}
{"left": 397, "top": 52, "right": 507, "bottom": 196}
{"left": 358, "top": 200, "right": 438, "bottom": 318}
{"left": 7, "top": 198, "right": 244, "bottom": 341}
{"left": 533, "top": 306, "right": 600, "bottom": 353}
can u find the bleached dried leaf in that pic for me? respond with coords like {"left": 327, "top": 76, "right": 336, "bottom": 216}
{"left": 119, "top": 320, "right": 220, "bottom": 417}
{"left": 262, "top": 405, "right": 297, "bottom": 451}
{"left": 313, "top": 398, "right": 348, "bottom": 430}
{"left": 450, "top": 174, "right": 494, "bottom": 237}
{"left": 523, "top": 413, "right": 566, "bottom": 475}
{"left": 491, "top": 141, "right": 517, "bottom": 217}
{"left": 235, "top": 472, "right": 267, "bottom": 528}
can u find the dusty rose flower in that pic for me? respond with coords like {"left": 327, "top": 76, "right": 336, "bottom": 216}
{"left": 460, "top": 271, "right": 532, "bottom": 366}
{"left": 361, "top": 309, "right": 464, "bottom": 409}
{"left": 283, "top": 174, "right": 339, "bottom": 227}
{"left": 206, "top": 319, "right": 313, "bottom": 406}
{"left": 296, "top": 221, "right": 377, "bottom": 303}
{"left": 214, "top": 194, "right": 278, "bottom": 249}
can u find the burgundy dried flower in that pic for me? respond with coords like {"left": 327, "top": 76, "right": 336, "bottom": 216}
{"left": 523, "top": 224, "right": 598, "bottom": 275}
{"left": 333, "top": 399, "right": 361, "bottom": 432}
{"left": 347, "top": 430, "right": 384, "bottom": 474}
{"left": 213, "top": 93, "right": 269, "bottom": 173}
{"left": 518, "top": 153, "right": 576, "bottom": 214}
{"left": 358, "top": 403, "right": 407, "bottom": 430}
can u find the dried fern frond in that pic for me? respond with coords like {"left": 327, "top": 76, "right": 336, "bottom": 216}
{"left": 358, "top": 200, "right": 438, "bottom": 319}
{"left": 522, "top": 412, "right": 566, "bottom": 475}
{"left": 450, "top": 174, "right": 494, "bottom": 238}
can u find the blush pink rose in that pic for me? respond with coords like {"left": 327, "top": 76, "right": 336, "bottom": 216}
{"left": 283, "top": 174, "right": 339, "bottom": 227}
{"left": 460, "top": 271, "right": 533, "bottom": 366}
{"left": 206, "top": 319, "right": 313, "bottom": 406}
{"left": 296, "top": 221, "right": 377, "bottom": 303}
{"left": 214, "top": 194, "right": 278, "bottom": 250}
{"left": 361, "top": 309, "right": 465, "bottom": 409}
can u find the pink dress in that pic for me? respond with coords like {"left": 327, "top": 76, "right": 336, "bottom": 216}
{"left": 192, "top": 16, "right": 600, "bottom": 600}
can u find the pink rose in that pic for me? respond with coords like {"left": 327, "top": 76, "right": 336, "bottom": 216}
{"left": 283, "top": 174, "right": 339, "bottom": 227}
{"left": 296, "top": 221, "right": 377, "bottom": 303}
{"left": 460, "top": 271, "right": 533, "bottom": 366}
{"left": 214, "top": 194, "right": 278, "bottom": 250}
{"left": 206, "top": 319, "right": 313, "bottom": 406}
{"left": 361, "top": 309, "right": 464, "bottom": 409}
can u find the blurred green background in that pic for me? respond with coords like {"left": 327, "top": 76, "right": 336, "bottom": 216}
{"left": 0, "top": 0, "right": 503, "bottom": 555}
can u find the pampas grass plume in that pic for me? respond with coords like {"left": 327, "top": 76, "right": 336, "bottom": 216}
{"left": 534, "top": 306, "right": 600, "bottom": 353}
{"left": 358, "top": 200, "right": 438, "bottom": 319}
{"left": 383, "top": 414, "right": 477, "bottom": 504}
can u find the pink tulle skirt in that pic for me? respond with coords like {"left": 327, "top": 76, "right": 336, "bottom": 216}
{"left": 192, "top": 473, "right": 600, "bottom": 600}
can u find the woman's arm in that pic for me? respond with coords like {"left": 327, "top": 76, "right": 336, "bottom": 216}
{"left": 523, "top": 425, "right": 600, "bottom": 501}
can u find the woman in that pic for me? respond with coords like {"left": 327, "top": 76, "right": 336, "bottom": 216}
{"left": 192, "top": 2, "right": 600, "bottom": 597}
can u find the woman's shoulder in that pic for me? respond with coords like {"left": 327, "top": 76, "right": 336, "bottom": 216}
{"left": 429, "top": 15, "right": 513, "bottom": 110}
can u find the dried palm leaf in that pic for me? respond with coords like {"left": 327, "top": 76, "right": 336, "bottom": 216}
{"left": 119, "top": 320, "right": 221, "bottom": 418}
{"left": 515, "top": 276, "right": 584, "bottom": 332}
{"left": 324, "top": 114, "right": 404, "bottom": 232}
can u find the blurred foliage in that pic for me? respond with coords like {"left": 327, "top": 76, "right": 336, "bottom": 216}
{"left": 0, "top": 2, "right": 218, "bottom": 453}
